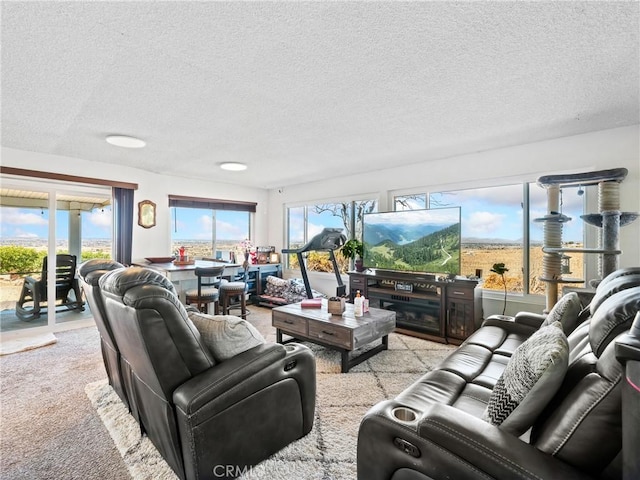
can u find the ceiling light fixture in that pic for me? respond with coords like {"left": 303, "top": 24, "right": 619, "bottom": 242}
{"left": 220, "top": 162, "right": 248, "bottom": 171}
{"left": 106, "top": 135, "right": 146, "bottom": 148}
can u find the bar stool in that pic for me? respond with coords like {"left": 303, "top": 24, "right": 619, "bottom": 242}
{"left": 219, "top": 262, "right": 250, "bottom": 319}
{"left": 185, "top": 266, "right": 225, "bottom": 314}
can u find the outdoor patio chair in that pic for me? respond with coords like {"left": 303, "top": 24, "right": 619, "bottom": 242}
{"left": 15, "top": 254, "right": 85, "bottom": 321}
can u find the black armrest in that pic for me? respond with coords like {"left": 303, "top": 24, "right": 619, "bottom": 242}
{"left": 418, "top": 404, "right": 587, "bottom": 479}
{"left": 513, "top": 311, "right": 546, "bottom": 328}
{"left": 483, "top": 312, "right": 546, "bottom": 331}
{"left": 173, "top": 342, "right": 315, "bottom": 421}
{"left": 481, "top": 314, "right": 539, "bottom": 336}
{"left": 173, "top": 343, "right": 285, "bottom": 413}
{"left": 358, "top": 402, "right": 588, "bottom": 480}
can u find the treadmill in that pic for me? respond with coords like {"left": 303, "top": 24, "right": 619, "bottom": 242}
{"left": 282, "top": 227, "right": 347, "bottom": 299}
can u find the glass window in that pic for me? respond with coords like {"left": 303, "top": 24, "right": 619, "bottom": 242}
{"left": 530, "top": 183, "right": 585, "bottom": 296}
{"left": 423, "top": 182, "right": 585, "bottom": 295}
{"left": 394, "top": 194, "right": 426, "bottom": 211}
{"left": 81, "top": 205, "right": 112, "bottom": 262}
{"left": 286, "top": 206, "right": 305, "bottom": 269}
{"left": 354, "top": 200, "right": 378, "bottom": 239}
{"left": 430, "top": 185, "right": 524, "bottom": 293}
{"left": 286, "top": 200, "right": 377, "bottom": 273}
{"left": 171, "top": 207, "right": 250, "bottom": 260}
{"left": 1, "top": 186, "right": 111, "bottom": 332}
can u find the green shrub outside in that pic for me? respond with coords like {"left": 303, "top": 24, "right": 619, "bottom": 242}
{"left": 0, "top": 246, "right": 111, "bottom": 276}
{"left": 0, "top": 246, "right": 45, "bottom": 275}
{"left": 81, "top": 251, "right": 111, "bottom": 262}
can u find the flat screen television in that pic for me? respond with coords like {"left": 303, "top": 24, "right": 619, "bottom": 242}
{"left": 362, "top": 207, "right": 461, "bottom": 275}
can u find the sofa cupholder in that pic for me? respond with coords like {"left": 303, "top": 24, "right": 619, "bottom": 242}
{"left": 284, "top": 345, "right": 296, "bottom": 352}
{"left": 391, "top": 406, "right": 419, "bottom": 423}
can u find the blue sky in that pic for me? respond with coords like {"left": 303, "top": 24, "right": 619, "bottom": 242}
{"left": 288, "top": 206, "right": 346, "bottom": 244}
{"left": 0, "top": 207, "right": 250, "bottom": 242}
{"left": 171, "top": 208, "right": 249, "bottom": 242}
{"left": 436, "top": 184, "right": 585, "bottom": 243}
{"left": 291, "top": 184, "right": 586, "bottom": 244}
{"left": 0, "top": 207, "right": 112, "bottom": 239}
{"left": 1, "top": 184, "right": 585, "bottom": 244}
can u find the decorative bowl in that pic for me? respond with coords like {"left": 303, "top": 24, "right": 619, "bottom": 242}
{"left": 145, "top": 256, "right": 176, "bottom": 263}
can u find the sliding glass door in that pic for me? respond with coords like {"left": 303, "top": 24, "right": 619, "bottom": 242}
{"left": 0, "top": 187, "right": 51, "bottom": 332}
{"left": 0, "top": 178, "right": 112, "bottom": 333}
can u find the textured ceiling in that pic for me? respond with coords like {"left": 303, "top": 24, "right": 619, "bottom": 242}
{"left": 1, "top": 1, "right": 639, "bottom": 189}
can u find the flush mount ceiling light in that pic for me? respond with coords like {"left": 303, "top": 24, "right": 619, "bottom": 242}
{"left": 105, "top": 135, "right": 146, "bottom": 148}
{"left": 220, "top": 162, "right": 248, "bottom": 171}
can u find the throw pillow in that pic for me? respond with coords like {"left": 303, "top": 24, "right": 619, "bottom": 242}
{"left": 188, "top": 311, "right": 266, "bottom": 362}
{"left": 482, "top": 321, "right": 569, "bottom": 436}
{"left": 541, "top": 292, "right": 582, "bottom": 334}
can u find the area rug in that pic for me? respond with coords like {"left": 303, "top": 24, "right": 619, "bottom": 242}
{"left": 85, "top": 333, "right": 455, "bottom": 480}
{"left": 0, "top": 332, "right": 57, "bottom": 355}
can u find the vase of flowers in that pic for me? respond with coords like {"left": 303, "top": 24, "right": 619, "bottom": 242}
{"left": 234, "top": 238, "right": 254, "bottom": 264}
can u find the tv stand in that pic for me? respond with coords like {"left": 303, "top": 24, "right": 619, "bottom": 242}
{"left": 349, "top": 270, "right": 482, "bottom": 344}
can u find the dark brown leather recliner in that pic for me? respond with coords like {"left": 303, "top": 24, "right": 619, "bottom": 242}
{"left": 99, "top": 266, "right": 316, "bottom": 480}
{"left": 77, "top": 259, "right": 128, "bottom": 409}
{"left": 357, "top": 269, "right": 640, "bottom": 480}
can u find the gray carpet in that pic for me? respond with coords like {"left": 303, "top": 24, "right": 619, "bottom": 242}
{"left": 0, "top": 326, "right": 131, "bottom": 479}
{"left": 1, "top": 307, "right": 455, "bottom": 479}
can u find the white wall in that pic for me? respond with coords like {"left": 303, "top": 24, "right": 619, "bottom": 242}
{"left": 0, "top": 147, "right": 270, "bottom": 261}
{"left": 266, "top": 125, "right": 640, "bottom": 316}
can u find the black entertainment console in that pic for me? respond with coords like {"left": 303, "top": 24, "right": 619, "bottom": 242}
{"left": 349, "top": 269, "right": 482, "bottom": 344}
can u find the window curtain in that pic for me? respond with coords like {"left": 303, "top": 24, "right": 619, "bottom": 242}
{"left": 113, "top": 187, "right": 134, "bottom": 265}
{"left": 168, "top": 194, "right": 256, "bottom": 212}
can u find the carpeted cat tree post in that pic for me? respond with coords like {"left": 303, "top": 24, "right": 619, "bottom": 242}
{"left": 537, "top": 168, "right": 637, "bottom": 312}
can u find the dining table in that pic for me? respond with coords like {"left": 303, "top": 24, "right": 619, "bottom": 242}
{"left": 132, "top": 259, "right": 241, "bottom": 302}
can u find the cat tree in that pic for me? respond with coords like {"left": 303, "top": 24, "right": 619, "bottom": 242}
{"left": 536, "top": 167, "right": 637, "bottom": 311}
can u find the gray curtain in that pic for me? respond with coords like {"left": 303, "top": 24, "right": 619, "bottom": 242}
{"left": 113, "top": 187, "right": 134, "bottom": 265}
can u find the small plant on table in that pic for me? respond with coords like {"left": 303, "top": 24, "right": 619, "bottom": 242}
{"left": 340, "top": 239, "right": 364, "bottom": 271}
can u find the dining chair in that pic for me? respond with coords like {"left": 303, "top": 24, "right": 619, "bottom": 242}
{"left": 184, "top": 266, "right": 225, "bottom": 314}
{"left": 219, "top": 260, "right": 251, "bottom": 319}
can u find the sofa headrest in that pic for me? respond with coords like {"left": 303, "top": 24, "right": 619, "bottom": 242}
{"left": 78, "top": 259, "right": 125, "bottom": 286}
{"left": 589, "top": 286, "right": 640, "bottom": 357}
{"left": 590, "top": 273, "right": 640, "bottom": 316}
{"left": 99, "top": 266, "right": 177, "bottom": 299}
{"left": 597, "top": 267, "right": 640, "bottom": 290}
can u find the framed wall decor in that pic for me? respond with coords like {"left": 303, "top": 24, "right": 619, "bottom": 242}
{"left": 138, "top": 200, "right": 156, "bottom": 228}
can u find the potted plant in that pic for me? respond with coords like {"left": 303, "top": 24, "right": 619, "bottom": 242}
{"left": 490, "top": 262, "right": 509, "bottom": 315}
{"left": 341, "top": 239, "right": 364, "bottom": 272}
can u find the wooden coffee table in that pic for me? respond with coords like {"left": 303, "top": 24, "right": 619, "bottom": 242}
{"left": 272, "top": 300, "right": 396, "bottom": 373}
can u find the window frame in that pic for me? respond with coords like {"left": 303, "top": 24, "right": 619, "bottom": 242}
{"left": 284, "top": 195, "right": 378, "bottom": 273}
{"left": 169, "top": 195, "right": 255, "bottom": 260}
{"left": 392, "top": 180, "right": 588, "bottom": 298}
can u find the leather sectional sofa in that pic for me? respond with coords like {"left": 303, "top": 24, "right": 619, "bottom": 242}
{"left": 79, "top": 261, "right": 316, "bottom": 480}
{"left": 357, "top": 268, "right": 640, "bottom": 480}
{"left": 78, "top": 259, "right": 129, "bottom": 409}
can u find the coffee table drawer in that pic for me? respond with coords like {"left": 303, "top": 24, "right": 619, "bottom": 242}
{"left": 273, "top": 314, "right": 308, "bottom": 336}
{"left": 308, "top": 322, "right": 352, "bottom": 350}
